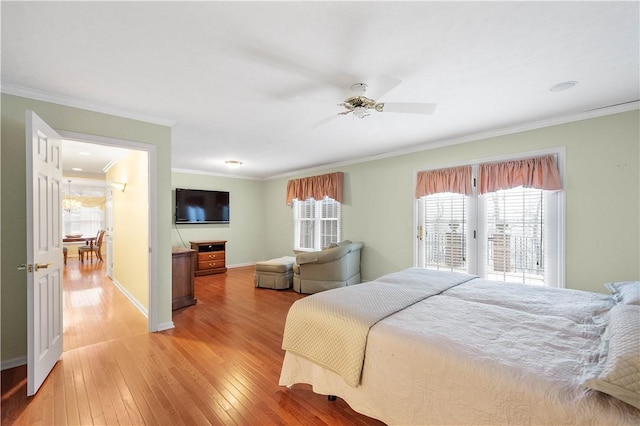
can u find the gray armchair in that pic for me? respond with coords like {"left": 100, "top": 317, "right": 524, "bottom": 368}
{"left": 293, "top": 240, "right": 363, "bottom": 294}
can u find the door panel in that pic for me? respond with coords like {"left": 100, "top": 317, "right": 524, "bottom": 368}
{"left": 26, "top": 111, "right": 63, "bottom": 396}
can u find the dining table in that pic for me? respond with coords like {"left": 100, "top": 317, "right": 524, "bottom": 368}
{"left": 63, "top": 235, "right": 97, "bottom": 262}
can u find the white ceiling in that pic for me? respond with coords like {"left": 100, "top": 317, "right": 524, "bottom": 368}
{"left": 2, "top": 2, "right": 638, "bottom": 179}
{"left": 62, "top": 139, "right": 128, "bottom": 180}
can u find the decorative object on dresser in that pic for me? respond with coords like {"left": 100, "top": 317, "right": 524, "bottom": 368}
{"left": 171, "top": 247, "right": 197, "bottom": 310}
{"left": 190, "top": 240, "right": 227, "bottom": 276}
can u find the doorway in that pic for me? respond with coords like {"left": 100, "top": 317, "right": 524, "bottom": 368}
{"left": 58, "top": 131, "right": 158, "bottom": 333}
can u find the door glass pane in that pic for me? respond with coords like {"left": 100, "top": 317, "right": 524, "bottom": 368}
{"left": 422, "top": 192, "right": 466, "bottom": 272}
{"left": 486, "top": 187, "right": 545, "bottom": 285}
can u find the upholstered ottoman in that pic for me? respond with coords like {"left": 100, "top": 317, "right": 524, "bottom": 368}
{"left": 254, "top": 256, "right": 296, "bottom": 290}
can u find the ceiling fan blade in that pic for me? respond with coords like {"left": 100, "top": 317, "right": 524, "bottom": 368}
{"left": 238, "top": 43, "right": 356, "bottom": 99}
{"left": 311, "top": 114, "right": 340, "bottom": 128}
{"left": 366, "top": 75, "right": 402, "bottom": 100}
{"left": 381, "top": 102, "right": 437, "bottom": 115}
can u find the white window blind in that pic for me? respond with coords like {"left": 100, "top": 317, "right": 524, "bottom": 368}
{"left": 62, "top": 184, "right": 106, "bottom": 238}
{"left": 484, "top": 187, "right": 546, "bottom": 285}
{"left": 319, "top": 198, "right": 341, "bottom": 249}
{"left": 422, "top": 192, "right": 467, "bottom": 272}
{"left": 294, "top": 197, "right": 341, "bottom": 251}
{"left": 295, "top": 199, "right": 316, "bottom": 250}
{"left": 416, "top": 152, "right": 564, "bottom": 288}
{"left": 63, "top": 207, "right": 103, "bottom": 238}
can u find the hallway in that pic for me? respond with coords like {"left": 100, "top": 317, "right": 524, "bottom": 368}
{"left": 62, "top": 259, "right": 147, "bottom": 352}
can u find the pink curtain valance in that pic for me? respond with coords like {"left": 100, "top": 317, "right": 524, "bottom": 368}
{"left": 415, "top": 165, "right": 472, "bottom": 198}
{"left": 286, "top": 172, "right": 344, "bottom": 205}
{"left": 478, "top": 155, "right": 562, "bottom": 194}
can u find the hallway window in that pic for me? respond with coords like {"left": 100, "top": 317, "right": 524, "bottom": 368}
{"left": 62, "top": 183, "right": 106, "bottom": 237}
{"left": 63, "top": 207, "right": 104, "bottom": 238}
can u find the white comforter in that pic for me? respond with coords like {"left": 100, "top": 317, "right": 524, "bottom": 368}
{"left": 281, "top": 269, "right": 475, "bottom": 386}
{"left": 279, "top": 268, "right": 640, "bottom": 425}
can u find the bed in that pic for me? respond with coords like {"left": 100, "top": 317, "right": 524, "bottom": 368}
{"left": 279, "top": 268, "right": 640, "bottom": 425}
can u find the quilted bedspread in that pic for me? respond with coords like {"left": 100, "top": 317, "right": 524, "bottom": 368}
{"left": 279, "top": 268, "right": 640, "bottom": 425}
{"left": 281, "top": 269, "right": 476, "bottom": 386}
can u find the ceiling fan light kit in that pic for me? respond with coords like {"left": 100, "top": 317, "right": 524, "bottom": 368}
{"left": 338, "top": 76, "right": 436, "bottom": 119}
{"left": 338, "top": 95, "right": 384, "bottom": 117}
{"left": 353, "top": 106, "right": 370, "bottom": 119}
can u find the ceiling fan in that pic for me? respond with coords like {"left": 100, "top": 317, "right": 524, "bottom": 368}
{"left": 337, "top": 75, "right": 437, "bottom": 119}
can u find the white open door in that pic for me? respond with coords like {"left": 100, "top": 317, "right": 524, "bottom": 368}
{"left": 25, "top": 111, "right": 64, "bottom": 396}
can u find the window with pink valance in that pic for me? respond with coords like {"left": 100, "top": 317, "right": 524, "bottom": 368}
{"left": 286, "top": 172, "right": 343, "bottom": 205}
{"left": 415, "top": 165, "right": 472, "bottom": 198}
{"left": 478, "top": 155, "right": 562, "bottom": 194}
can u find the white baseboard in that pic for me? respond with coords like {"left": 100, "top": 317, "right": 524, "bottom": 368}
{"left": 227, "top": 262, "right": 255, "bottom": 268}
{"left": 110, "top": 278, "right": 149, "bottom": 318}
{"left": 155, "top": 321, "right": 175, "bottom": 332}
{"left": 1, "top": 356, "right": 26, "bottom": 371}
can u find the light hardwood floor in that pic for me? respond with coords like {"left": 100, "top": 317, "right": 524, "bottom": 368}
{"left": 1, "top": 259, "right": 384, "bottom": 425}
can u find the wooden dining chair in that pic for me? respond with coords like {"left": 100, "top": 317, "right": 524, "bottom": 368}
{"left": 79, "top": 230, "right": 106, "bottom": 263}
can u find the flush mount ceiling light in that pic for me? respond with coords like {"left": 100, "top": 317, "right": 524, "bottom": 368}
{"left": 225, "top": 160, "right": 243, "bottom": 169}
{"left": 550, "top": 81, "right": 578, "bottom": 92}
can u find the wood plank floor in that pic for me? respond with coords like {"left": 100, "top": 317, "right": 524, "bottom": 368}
{"left": 1, "top": 259, "right": 385, "bottom": 425}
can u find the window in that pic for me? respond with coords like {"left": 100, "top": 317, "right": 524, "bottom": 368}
{"left": 62, "top": 184, "right": 106, "bottom": 238}
{"left": 420, "top": 192, "right": 468, "bottom": 272}
{"left": 293, "top": 197, "right": 341, "bottom": 251}
{"left": 483, "top": 187, "right": 552, "bottom": 286}
{"left": 416, "top": 153, "right": 564, "bottom": 287}
{"left": 63, "top": 207, "right": 104, "bottom": 238}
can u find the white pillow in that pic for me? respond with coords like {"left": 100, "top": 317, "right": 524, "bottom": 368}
{"left": 583, "top": 304, "right": 640, "bottom": 409}
{"left": 605, "top": 281, "right": 640, "bottom": 305}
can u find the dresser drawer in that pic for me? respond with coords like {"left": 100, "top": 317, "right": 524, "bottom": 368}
{"left": 198, "top": 251, "right": 225, "bottom": 262}
{"left": 190, "top": 240, "right": 227, "bottom": 276}
{"left": 198, "top": 259, "right": 226, "bottom": 270}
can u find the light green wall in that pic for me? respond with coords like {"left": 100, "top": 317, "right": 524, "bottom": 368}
{"left": 262, "top": 110, "right": 639, "bottom": 293}
{"left": 171, "top": 172, "right": 266, "bottom": 265}
{"left": 3, "top": 93, "right": 637, "bottom": 364}
{"left": 1, "top": 94, "right": 173, "bottom": 363}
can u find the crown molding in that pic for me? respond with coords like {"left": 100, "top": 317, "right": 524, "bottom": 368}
{"left": 265, "top": 100, "right": 639, "bottom": 180}
{"left": 1, "top": 82, "right": 176, "bottom": 127}
{"left": 171, "top": 167, "right": 262, "bottom": 181}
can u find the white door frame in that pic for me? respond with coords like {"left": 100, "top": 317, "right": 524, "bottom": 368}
{"left": 57, "top": 130, "right": 159, "bottom": 332}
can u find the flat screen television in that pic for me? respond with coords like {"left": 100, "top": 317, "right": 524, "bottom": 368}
{"left": 175, "top": 188, "right": 230, "bottom": 224}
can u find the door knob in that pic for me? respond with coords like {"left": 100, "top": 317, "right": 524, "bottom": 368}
{"left": 35, "top": 262, "right": 52, "bottom": 271}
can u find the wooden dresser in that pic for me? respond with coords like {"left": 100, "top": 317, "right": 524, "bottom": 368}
{"left": 190, "top": 240, "right": 227, "bottom": 276}
{"left": 171, "top": 247, "right": 197, "bottom": 310}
